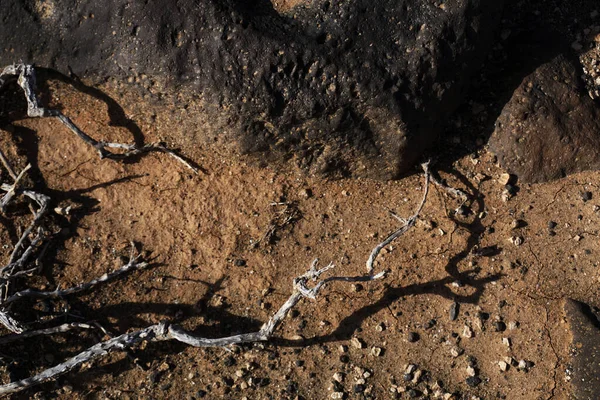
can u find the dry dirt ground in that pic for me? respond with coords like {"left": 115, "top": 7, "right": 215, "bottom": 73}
{"left": 1, "top": 77, "right": 599, "bottom": 400}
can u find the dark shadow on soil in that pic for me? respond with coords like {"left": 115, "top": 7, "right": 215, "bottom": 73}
{"left": 429, "top": 0, "right": 600, "bottom": 170}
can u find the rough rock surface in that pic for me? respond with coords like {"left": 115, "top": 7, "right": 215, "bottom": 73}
{"left": 0, "top": 0, "right": 503, "bottom": 179}
{"left": 489, "top": 54, "right": 600, "bottom": 183}
{"left": 564, "top": 299, "right": 600, "bottom": 400}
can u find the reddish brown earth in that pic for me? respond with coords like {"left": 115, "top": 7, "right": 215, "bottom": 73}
{"left": 1, "top": 77, "right": 600, "bottom": 399}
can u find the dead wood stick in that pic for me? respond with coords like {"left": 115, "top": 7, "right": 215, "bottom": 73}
{"left": 0, "top": 323, "right": 94, "bottom": 345}
{"left": 0, "top": 260, "right": 384, "bottom": 395}
{"left": 366, "top": 162, "right": 431, "bottom": 274}
{"left": 1, "top": 253, "right": 149, "bottom": 306}
{"left": 0, "top": 148, "right": 17, "bottom": 181}
{"left": 2, "top": 64, "right": 198, "bottom": 174}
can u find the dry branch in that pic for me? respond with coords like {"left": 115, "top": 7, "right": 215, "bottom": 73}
{"left": 0, "top": 260, "right": 385, "bottom": 395}
{"left": 0, "top": 64, "right": 468, "bottom": 397}
{"left": 366, "top": 161, "right": 431, "bottom": 274}
{"left": 0, "top": 323, "right": 94, "bottom": 345}
{"left": 1, "top": 64, "right": 198, "bottom": 174}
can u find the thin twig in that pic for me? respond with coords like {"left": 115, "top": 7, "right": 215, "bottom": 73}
{"left": 2, "top": 64, "right": 199, "bottom": 174}
{"left": 0, "top": 260, "right": 385, "bottom": 395}
{"left": 366, "top": 161, "right": 431, "bottom": 274}
{"left": 0, "top": 323, "right": 94, "bottom": 345}
{"left": 0, "top": 148, "right": 17, "bottom": 181}
{"left": 2, "top": 253, "right": 149, "bottom": 306}
{"left": 0, "top": 164, "right": 31, "bottom": 212}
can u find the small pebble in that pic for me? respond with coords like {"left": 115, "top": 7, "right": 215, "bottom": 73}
{"left": 351, "top": 337, "right": 364, "bottom": 349}
{"left": 450, "top": 347, "right": 463, "bottom": 358}
{"left": 508, "top": 321, "right": 519, "bottom": 330}
{"left": 449, "top": 302, "right": 459, "bottom": 321}
{"left": 371, "top": 347, "right": 383, "bottom": 357}
{"left": 234, "top": 259, "right": 246, "bottom": 267}
{"left": 466, "top": 366, "right": 476, "bottom": 377}
{"left": 407, "top": 332, "right": 420, "bottom": 343}
{"left": 333, "top": 372, "right": 344, "bottom": 383}
{"left": 465, "top": 376, "right": 482, "bottom": 387}
{"left": 509, "top": 236, "right": 524, "bottom": 246}
{"left": 511, "top": 219, "right": 525, "bottom": 229}
{"left": 331, "top": 392, "right": 344, "bottom": 399}
{"left": 548, "top": 221, "right": 557, "bottom": 229}
{"left": 494, "top": 321, "right": 506, "bottom": 332}
{"left": 581, "top": 191, "right": 592, "bottom": 202}
{"left": 502, "top": 337, "right": 511, "bottom": 347}
{"left": 498, "top": 173, "right": 513, "bottom": 185}
{"left": 407, "top": 388, "right": 421, "bottom": 398}
{"left": 499, "top": 361, "right": 509, "bottom": 372}
{"left": 354, "top": 384, "right": 365, "bottom": 393}
{"left": 462, "top": 325, "right": 473, "bottom": 338}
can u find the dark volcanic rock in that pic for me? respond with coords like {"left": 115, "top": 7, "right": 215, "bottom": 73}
{"left": 489, "top": 54, "right": 600, "bottom": 183}
{"left": 0, "top": 0, "right": 503, "bottom": 179}
{"left": 564, "top": 299, "right": 600, "bottom": 399}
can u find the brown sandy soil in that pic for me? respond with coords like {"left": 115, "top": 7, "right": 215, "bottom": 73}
{"left": 1, "top": 78, "right": 599, "bottom": 399}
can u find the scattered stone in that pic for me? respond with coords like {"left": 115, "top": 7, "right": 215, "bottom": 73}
{"left": 494, "top": 321, "right": 506, "bottom": 332}
{"left": 498, "top": 173, "right": 514, "bottom": 185}
{"left": 517, "top": 360, "right": 527, "bottom": 370}
{"left": 352, "top": 284, "right": 364, "bottom": 292}
{"left": 581, "top": 191, "right": 593, "bottom": 202}
{"left": 502, "top": 337, "right": 512, "bottom": 347}
{"left": 331, "top": 392, "right": 344, "bottom": 399}
{"left": 462, "top": 325, "right": 474, "bottom": 338}
{"left": 407, "top": 332, "right": 420, "bottom": 343}
{"left": 407, "top": 388, "right": 421, "bottom": 398}
{"left": 508, "top": 321, "right": 519, "bottom": 330}
{"left": 234, "top": 259, "right": 246, "bottom": 267}
{"left": 333, "top": 372, "right": 344, "bottom": 383}
{"left": 375, "top": 323, "right": 386, "bottom": 332}
{"left": 371, "top": 347, "right": 383, "bottom": 357}
{"left": 424, "top": 319, "right": 436, "bottom": 330}
{"left": 466, "top": 366, "right": 476, "bottom": 377}
{"left": 299, "top": 188, "right": 313, "bottom": 199}
{"left": 351, "top": 337, "right": 365, "bottom": 349}
{"left": 498, "top": 361, "right": 509, "bottom": 372}
{"left": 450, "top": 347, "right": 464, "bottom": 358}
{"left": 509, "top": 236, "right": 524, "bottom": 246}
{"left": 405, "top": 364, "right": 417, "bottom": 374}
{"left": 339, "top": 345, "right": 348, "bottom": 353}
{"left": 510, "top": 219, "right": 525, "bottom": 229}
{"left": 465, "top": 376, "right": 482, "bottom": 387}
{"left": 449, "top": 302, "right": 460, "bottom": 321}
{"left": 412, "top": 369, "right": 423, "bottom": 384}
{"left": 548, "top": 221, "right": 558, "bottom": 229}
{"left": 354, "top": 384, "right": 365, "bottom": 393}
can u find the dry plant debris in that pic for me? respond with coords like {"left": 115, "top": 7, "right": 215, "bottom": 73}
{"left": 0, "top": 64, "right": 469, "bottom": 395}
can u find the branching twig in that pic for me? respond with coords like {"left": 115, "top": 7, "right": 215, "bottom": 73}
{"left": 366, "top": 162, "right": 431, "bottom": 274}
{"left": 0, "top": 323, "right": 94, "bottom": 345}
{"left": 1, "top": 64, "right": 199, "bottom": 174}
{"left": 0, "top": 260, "right": 385, "bottom": 395}
{"left": 2, "top": 250, "right": 148, "bottom": 306}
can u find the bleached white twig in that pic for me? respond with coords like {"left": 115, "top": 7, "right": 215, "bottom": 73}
{"left": 0, "top": 260, "right": 385, "bottom": 395}
{"left": 0, "top": 148, "right": 17, "bottom": 181}
{"left": 1, "top": 64, "right": 199, "bottom": 174}
{"left": 366, "top": 162, "right": 431, "bottom": 274}
{"left": 2, "top": 249, "right": 148, "bottom": 306}
{"left": 0, "top": 323, "right": 94, "bottom": 345}
{"left": 0, "top": 164, "right": 31, "bottom": 212}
